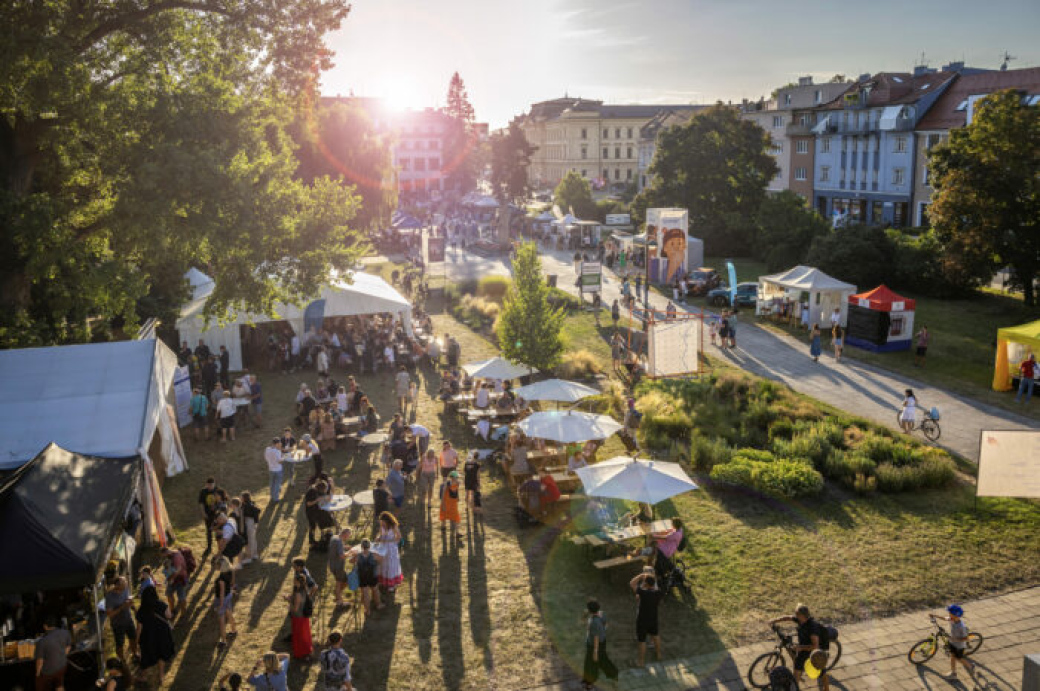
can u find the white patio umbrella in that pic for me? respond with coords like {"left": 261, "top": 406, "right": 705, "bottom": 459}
{"left": 462, "top": 356, "right": 534, "bottom": 380}
{"left": 575, "top": 456, "right": 699, "bottom": 505}
{"left": 516, "top": 411, "right": 622, "bottom": 443}
{"left": 513, "top": 378, "right": 599, "bottom": 403}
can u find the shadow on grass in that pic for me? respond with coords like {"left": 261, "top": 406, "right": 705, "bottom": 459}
{"left": 407, "top": 500, "right": 437, "bottom": 665}
{"left": 437, "top": 528, "right": 465, "bottom": 690}
{"left": 465, "top": 508, "right": 493, "bottom": 675}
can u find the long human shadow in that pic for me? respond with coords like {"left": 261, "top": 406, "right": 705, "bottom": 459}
{"left": 465, "top": 506, "right": 493, "bottom": 677}
{"left": 437, "top": 526, "right": 465, "bottom": 690}
{"left": 408, "top": 499, "right": 438, "bottom": 665}
{"left": 246, "top": 497, "right": 308, "bottom": 629}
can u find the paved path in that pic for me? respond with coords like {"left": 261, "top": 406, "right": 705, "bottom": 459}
{"left": 442, "top": 244, "right": 1040, "bottom": 462}
{"left": 526, "top": 586, "right": 1040, "bottom": 691}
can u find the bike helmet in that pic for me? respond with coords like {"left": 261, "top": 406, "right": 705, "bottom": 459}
{"left": 947, "top": 604, "right": 964, "bottom": 617}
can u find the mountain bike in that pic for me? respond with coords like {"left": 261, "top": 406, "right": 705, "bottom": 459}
{"left": 896, "top": 407, "right": 941, "bottom": 441}
{"left": 747, "top": 625, "right": 843, "bottom": 689}
{"left": 907, "top": 615, "right": 983, "bottom": 664}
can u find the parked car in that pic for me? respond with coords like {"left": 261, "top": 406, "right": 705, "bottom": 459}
{"left": 708, "top": 282, "right": 758, "bottom": 307}
{"left": 685, "top": 267, "right": 721, "bottom": 296}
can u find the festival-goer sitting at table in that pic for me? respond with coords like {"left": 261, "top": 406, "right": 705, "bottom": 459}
{"left": 475, "top": 417, "right": 491, "bottom": 441}
{"left": 568, "top": 450, "right": 588, "bottom": 473}
{"left": 363, "top": 404, "right": 379, "bottom": 434}
{"left": 389, "top": 413, "right": 406, "bottom": 440}
{"left": 474, "top": 382, "right": 490, "bottom": 409}
{"left": 459, "top": 368, "right": 472, "bottom": 390}
{"left": 649, "top": 518, "right": 684, "bottom": 577}
{"left": 539, "top": 468, "right": 561, "bottom": 511}
{"left": 517, "top": 475, "right": 543, "bottom": 520}
{"left": 586, "top": 498, "right": 618, "bottom": 529}
{"left": 495, "top": 392, "right": 514, "bottom": 413}
{"left": 510, "top": 439, "right": 531, "bottom": 475}
{"left": 296, "top": 388, "right": 316, "bottom": 427}
{"left": 318, "top": 412, "right": 336, "bottom": 450}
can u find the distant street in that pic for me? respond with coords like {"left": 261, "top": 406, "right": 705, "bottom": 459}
{"left": 442, "top": 243, "right": 1040, "bottom": 462}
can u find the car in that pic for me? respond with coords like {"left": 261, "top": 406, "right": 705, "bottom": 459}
{"left": 685, "top": 267, "right": 721, "bottom": 296}
{"left": 708, "top": 282, "right": 758, "bottom": 307}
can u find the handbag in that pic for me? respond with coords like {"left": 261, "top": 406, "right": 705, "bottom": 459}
{"left": 346, "top": 567, "right": 360, "bottom": 592}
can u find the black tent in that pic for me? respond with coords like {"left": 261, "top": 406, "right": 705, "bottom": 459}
{"left": 0, "top": 443, "right": 139, "bottom": 595}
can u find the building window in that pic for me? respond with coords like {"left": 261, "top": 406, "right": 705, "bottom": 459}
{"left": 581, "top": 146, "right": 587, "bottom": 159}
{"left": 772, "top": 115, "right": 783, "bottom": 128}
{"left": 771, "top": 141, "right": 783, "bottom": 155}
{"left": 400, "top": 158, "right": 410, "bottom": 171}
{"left": 603, "top": 169, "right": 608, "bottom": 179}
{"left": 627, "top": 127, "right": 633, "bottom": 138}
{"left": 820, "top": 166, "right": 830, "bottom": 182}
{"left": 626, "top": 169, "right": 633, "bottom": 180}
{"left": 784, "top": 94, "right": 792, "bottom": 106}
{"left": 416, "top": 140, "right": 425, "bottom": 150}
{"left": 414, "top": 158, "right": 426, "bottom": 172}
{"left": 893, "top": 168, "right": 906, "bottom": 185}
{"left": 614, "top": 168, "right": 620, "bottom": 180}
{"left": 850, "top": 167, "right": 857, "bottom": 182}
{"left": 852, "top": 138, "right": 858, "bottom": 152}
{"left": 872, "top": 201, "right": 884, "bottom": 222}
{"left": 615, "top": 147, "right": 621, "bottom": 159}
{"left": 581, "top": 128, "right": 587, "bottom": 140}
{"left": 923, "top": 165, "right": 930, "bottom": 187}
{"left": 926, "top": 133, "right": 943, "bottom": 149}
{"left": 842, "top": 137, "right": 848, "bottom": 152}
{"left": 814, "top": 90, "right": 822, "bottom": 104}
{"left": 873, "top": 169, "right": 879, "bottom": 183}
{"left": 429, "top": 158, "right": 439, "bottom": 170}
{"left": 602, "top": 147, "right": 608, "bottom": 159}
{"left": 795, "top": 167, "right": 807, "bottom": 181}
{"left": 603, "top": 128, "right": 608, "bottom": 138}
{"left": 430, "top": 139, "right": 439, "bottom": 149}
{"left": 796, "top": 140, "right": 809, "bottom": 154}
{"left": 615, "top": 128, "right": 620, "bottom": 138}
{"left": 626, "top": 146, "right": 633, "bottom": 159}
{"left": 821, "top": 138, "right": 831, "bottom": 153}
{"left": 894, "top": 137, "right": 908, "bottom": 153}
{"left": 582, "top": 169, "right": 587, "bottom": 177}
{"left": 799, "top": 114, "right": 811, "bottom": 125}
{"left": 840, "top": 167, "right": 846, "bottom": 182}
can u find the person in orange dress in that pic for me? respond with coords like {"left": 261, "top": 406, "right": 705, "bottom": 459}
{"left": 439, "top": 472, "right": 462, "bottom": 542}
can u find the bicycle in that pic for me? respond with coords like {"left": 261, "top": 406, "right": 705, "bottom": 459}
{"left": 907, "top": 615, "right": 983, "bottom": 665}
{"left": 747, "top": 625, "right": 843, "bottom": 689}
{"left": 896, "top": 406, "right": 941, "bottom": 442}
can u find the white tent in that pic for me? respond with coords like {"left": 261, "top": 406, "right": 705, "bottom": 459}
{"left": 757, "top": 265, "right": 856, "bottom": 327}
{"left": 176, "top": 270, "right": 413, "bottom": 372}
{"left": 462, "top": 356, "right": 535, "bottom": 381}
{"left": 0, "top": 339, "right": 186, "bottom": 544}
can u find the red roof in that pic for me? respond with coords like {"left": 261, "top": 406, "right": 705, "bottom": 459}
{"left": 849, "top": 285, "right": 916, "bottom": 312}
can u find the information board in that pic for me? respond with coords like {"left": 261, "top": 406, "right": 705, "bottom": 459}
{"left": 427, "top": 236, "right": 446, "bottom": 264}
{"left": 647, "top": 318, "right": 702, "bottom": 377}
{"left": 976, "top": 430, "right": 1040, "bottom": 498}
{"left": 580, "top": 262, "right": 602, "bottom": 293}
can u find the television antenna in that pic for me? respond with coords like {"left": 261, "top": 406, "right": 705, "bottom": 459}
{"left": 1000, "top": 51, "right": 1016, "bottom": 71}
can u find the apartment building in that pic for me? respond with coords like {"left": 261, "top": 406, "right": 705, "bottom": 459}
{"left": 913, "top": 67, "right": 1040, "bottom": 226}
{"left": 519, "top": 97, "right": 701, "bottom": 191}
{"left": 636, "top": 108, "right": 709, "bottom": 191}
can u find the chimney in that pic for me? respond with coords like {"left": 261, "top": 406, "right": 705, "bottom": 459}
{"left": 912, "top": 65, "right": 936, "bottom": 77}
{"left": 942, "top": 61, "right": 965, "bottom": 73}
{"left": 858, "top": 73, "right": 871, "bottom": 82}
{"left": 798, "top": 76, "right": 813, "bottom": 87}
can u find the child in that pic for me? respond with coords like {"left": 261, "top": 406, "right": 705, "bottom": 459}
{"left": 931, "top": 605, "right": 976, "bottom": 680}
{"left": 709, "top": 317, "right": 719, "bottom": 347}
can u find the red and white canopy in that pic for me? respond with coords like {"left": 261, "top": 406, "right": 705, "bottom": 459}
{"left": 849, "top": 285, "right": 915, "bottom": 312}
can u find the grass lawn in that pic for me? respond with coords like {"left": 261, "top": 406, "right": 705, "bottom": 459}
{"left": 139, "top": 289, "right": 1040, "bottom": 690}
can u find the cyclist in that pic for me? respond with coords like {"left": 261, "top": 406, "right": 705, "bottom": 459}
{"left": 769, "top": 604, "right": 830, "bottom": 690}
{"left": 930, "top": 605, "right": 976, "bottom": 681}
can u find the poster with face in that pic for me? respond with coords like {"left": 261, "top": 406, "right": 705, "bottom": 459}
{"left": 647, "top": 208, "right": 688, "bottom": 283}
{"left": 644, "top": 208, "right": 661, "bottom": 261}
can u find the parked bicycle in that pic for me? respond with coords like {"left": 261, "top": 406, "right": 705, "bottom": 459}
{"left": 747, "top": 625, "right": 843, "bottom": 689}
{"left": 896, "top": 406, "right": 941, "bottom": 441}
{"left": 907, "top": 615, "right": 983, "bottom": 665}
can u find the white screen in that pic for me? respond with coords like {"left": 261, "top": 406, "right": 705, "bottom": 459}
{"left": 976, "top": 431, "right": 1040, "bottom": 498}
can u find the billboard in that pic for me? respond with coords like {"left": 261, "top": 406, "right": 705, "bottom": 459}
{"left": 976, "top": 430, "right": 1040, "bottom": 498}
{"left": 646, "top": 208, "right": 688, "bottom": 283}
{"left": 580, "top": 261, "right": 602, "bottom": 293}
{"left": 427, "top": 236, "right": 446, "bottom": 264}
{"left": 648, "top": 317, "right": 702, "bottom": 377}
{"left": 605, "top": 213, "right": 631, "bottom": 226}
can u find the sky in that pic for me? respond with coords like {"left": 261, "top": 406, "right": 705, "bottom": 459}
{"left": 322, "top": 0, "right": 1040, "bottom": 128}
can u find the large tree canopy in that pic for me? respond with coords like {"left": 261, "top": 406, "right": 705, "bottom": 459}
{"left": 0, "top": 0, "right": 359, "bottom": 347}
{"left": 633, "top": 105, "right": 777, "bottom": 255}
{"left": 490, "top": 122, "right": 535, "bottom": 205}
{"left": 442, "top": 71, "right": 479, "bottom": 194}
{"left": 929, "top": 90, "right": 1040, "bottom": 305}
{"left": 553, "top": 170, "right": 596, "bottom": 219}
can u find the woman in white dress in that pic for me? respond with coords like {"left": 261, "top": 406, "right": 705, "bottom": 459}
{"left": 899, "top": 388, "right": 917, "bottom": 433}
{"left": 376, "top": 512, "right": 403, "bottom": 591}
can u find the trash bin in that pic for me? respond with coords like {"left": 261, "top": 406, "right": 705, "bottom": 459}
{"left": 546, "top": 275, "right": 557, "bottom": 288}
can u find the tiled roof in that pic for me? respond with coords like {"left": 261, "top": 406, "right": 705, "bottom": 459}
{"left": 916, "top": 67, "right": 1040, "bottom": 130}
{"left": 819, "top": 72, "right": 958, "bottom": 109}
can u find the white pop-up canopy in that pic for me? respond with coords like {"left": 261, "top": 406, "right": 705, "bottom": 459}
{"left": 757, "top": 265, "right": 856, "bottom": 326}
{"left": 462, "top": 356, "right": 535, "bottom": 381}
{"left": 513, "top": 378, "right": 599, "bottom": 403}
{"left": 177, "top": 270, "right": 413, "bottom": 372}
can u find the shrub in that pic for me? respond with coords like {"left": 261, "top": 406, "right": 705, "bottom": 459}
{"left": 744, "top": 398, "right": 778, "bottom": 432}
{"left": 710, "top": 453, "right": 823, "bottom": 498}
{"left": 690, "top": 434, "right": 732, "bottom": 471}
{"left": 477, "top": 275, "right": 511, "bottom": 303}
{"left": 856, "top": 432, "right": 899, "bottom": 463}
{"left": 642, "top": 412, "right": 693, "bottom": 446}
{"left": 778, "top": 431, "right": 832, "bottom": 468}
{"left": 557, "top": 349, "right": 603, "bottom": 380}
{"left": 768, "top": 419, "right": 796, "bottom": 442}
{"left": 732, "top": 449, "right": 775, "bottom": 464}
{"left": 715, "top": 372, "right": 751, "bottom": 401}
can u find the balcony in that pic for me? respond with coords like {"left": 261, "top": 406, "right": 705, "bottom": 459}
{"left": 785, "top": 122, "right": 813, "bottom": 136}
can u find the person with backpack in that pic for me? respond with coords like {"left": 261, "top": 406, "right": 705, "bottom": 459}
{"left": 214, "top": 513, "right": 245, "bottom": 569}
{"left": 350, "top": 539, "right": 383, "bottom": 616}
{"left": 160, "top": 546, "right": 191, "bottom": 620}
{"left": 769, "top": 604, "right": 831, "bottom": 690}
{"left": 287, "top": 573, "right": 314, "bottom": 659}
{"left": 320, "top": 631, "right": 354, "bottom": 690}
{"left": 213, "top": 556, "right": 238, "bottom": 650}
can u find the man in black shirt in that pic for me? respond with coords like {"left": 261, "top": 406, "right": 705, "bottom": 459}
{"left": 178, "top": 341, "right": 193, "bottom": 368}
{"left": 198, "top": 478, "right": 219, "bottom": 553}
{"left": 201, "top": 356, "right": 218, "bottom": 395}
{"left": 629, "top": 569, "right": 663, "bottom": 667}
{"left": 770, "top": 604, "right": 830, "bottom": 690}
{"left": 219, "top": 345, "right": 231, "bottom": 388}
{"left": 195, "top": 339, "right": 212, "bottom": 363}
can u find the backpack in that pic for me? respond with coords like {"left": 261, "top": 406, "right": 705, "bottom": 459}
{"left": 179, "top": 548, "right": 197, "bottom": 580}
{"left": 357, "top": 553, "right": 377, "bottom": 582}
{"left": 677, "top": 532, "right": 689, "bottom": 552}
{"left": 301, "top": 593, "right": 313, "bottom": 618}
{"left": 826, "top": 624, "right": 839, "bottom": 642}
{"left": 223, "top": 532, "right": 244, "bottom": 558}
{"left": 768, "top": 666, "right": 797, "bottom": 691}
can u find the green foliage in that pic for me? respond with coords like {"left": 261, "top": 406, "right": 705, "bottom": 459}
{"left": 556, "top": 349, "right": 603, "bottom": 380}
{"left": 635, "top": 105, "right": 779, "bottom": 255}
{"left": 753, "top": 191, "right": 830, "bottom": 271}
{"left": 886, "top": 229, "right": 966, "bottom": 297}
{"left": 930, "top": 90, "right": 1040, "bottom": 305}
{"left": 690, "top": 434, "right": 733, "bottom": 471}
{"left": 0, "top": 0, "right": 358, "bottom": 347}
{"left": 443, "top": 72, "right": 479, "bottom": 194}
{"left": 710, "top": 452, "right": 824, "bottom": 498}
{"left": 477, "top": 275, "right": 512, "bottom": 302}
{"left": 553, "top": 171, "right": 597, "bottom": 219}
{"left": 496, "top": 242, "right": 566, "bottom": 371}
{"left": 592, "top": 198, "right": 630, "bottom": 223}
{"left": 490, "top": 122, "right": 536, "bottom": 205}
{"left": 805, "top": 224, "right": 896, "bottom": 289}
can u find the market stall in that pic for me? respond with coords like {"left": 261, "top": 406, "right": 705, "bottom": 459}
{"left": 992, "top": 319, "right": 1040, "bottom": 391}
{"left": 845, "top": 285, "right": 916, "bottom": 352}
{"left": 757, "top": 265, "right": 856, "bottom": 327}
{"left": 176, "top": 269, "right": 413, "bottom": 372}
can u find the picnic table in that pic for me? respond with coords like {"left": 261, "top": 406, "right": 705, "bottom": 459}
{"left": 574, "top": 519, "right": 674, "bottom": 548}
{"left": 465, "top": 408, "right": 519, "bottom": 422}
{"left": 358, "top": 432, "right": 389, "bottom": 468}
{"left": 282, "top": 450, "right": 312, "bottom": 488}
{"left": 549, "top": 471, "right": 581, "bottom": 493}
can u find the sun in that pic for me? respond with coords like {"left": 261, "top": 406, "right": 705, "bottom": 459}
{"left": 382, "top": 77, "right": 418, "bottom": 113}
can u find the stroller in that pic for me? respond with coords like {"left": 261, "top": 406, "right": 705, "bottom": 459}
{"left": 655, "top": 554, "right": 692, "bottom": 598}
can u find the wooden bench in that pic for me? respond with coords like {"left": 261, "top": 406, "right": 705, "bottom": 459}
{"left": 593, "top": 553, "right": 648, "bottom": 581}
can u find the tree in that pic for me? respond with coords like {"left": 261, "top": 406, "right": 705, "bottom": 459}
{"left": 805, "top": 224, "right": 895, "bottom": 289}
{"left": 830, "top": 74, "right": 848, "bottom": 83}
{"left": 553, "top": 170, "right": 597, "bottom": 219}
{"left": 634, "top": 106, "right": 778, "bottom": 255}
{"left": 0, "top": 0, "right": 357, "bottom": 347}
{"left": 753, "top": 191, "right": 829, "bottom": 271}
{"left": 929, "top": 90, "right": 1040, "bottom": 305}
{"left": 490, "top": 122, "right": 536, "bottom": 205}
{"left": 443, "top": 71, "right": 479, "bottom": 194}
{"left": 496, "top": 242, "right": 565, "bottom": 372}
{"left": 291, "top": 99, "right": 397, "bottom": 231}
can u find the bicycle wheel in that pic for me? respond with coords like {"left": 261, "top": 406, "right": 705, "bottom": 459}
{"left": 747, "top": 651, "right": 784, "bottom": 689}
{"left": 921, "top": 418, "right": 940, "bottom": 442}
{"left": 965, "top": 632, "right": 983, "bottom": 655}
{"left": 826, "top": 641, "right": 843, "bottom": 671}
{"left": 908, "top": 638, "right": 938, "bottom": 664}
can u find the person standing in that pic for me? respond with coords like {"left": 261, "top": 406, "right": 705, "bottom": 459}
{"left": 809, "top": 324, "right": 822, "bottom": 363}
{"left": 418, "top": 449, "right": 438, "bottom": 509}
{"left": 249, "top": 374, "right": 263, "bottom": 427}
{"left": 104, "top": 577, "right": 139, "bottom": 664}
{"left": 931, "top": 605, "right": 976, "bottom": 681}
{"left": 241, "top": 492, "right": 261, "bottom": 564}
{"left": 320, "top": 631, "right": 354, "bottom": 691}
{"left": 135, "top": 586, "right": 175, "bottom": 686}
{"left": 387, "top": 460, "right": 406, "bottom": 511}
{"left": 247, "top": 652, "right": 290, "bottom": 691}
{"left": 317, "top": 346, "right": 330, "bottom": 378}
{"left": 287, "top": 574, "right": 314, "bottom": 660}
{"left": 199, "top": 477, "right": 219, "bottom": 554}
{"left": 300, "top": 434, "right": 323, "bottom": 479}
{"left": 832, "top": 325, "right": 844, "bottom": 363}
{"left": 34, "top": 617, "right": 71, "bottom": 691}
{"left": 769, "top": 605, "right": 831, "bottom": 691}
{"left": 216, "top": 391, "right": 237, "bottom": 442}
{"left": 629, "top": 568, "right": 663, "bottom": 668}
{"left": 914, "top": 326, "right": 929, "bottom": 367}
{"left": 1015, "top": 353, "right": 1036, "bottom": 403}
{"left": 582, "top": 599, "right": 618, "bottom": 690}
{"left": 213, "top": 556, "right": 238, "bottom": 649}
{"left": 438, "top": 440, "right": 459, "bottom": 478}
{"left": 160, "top": 546, "right": 189, "bottom": 621}
{"left": 328, "top": 528, "right": 353, "bottom": 608}
{"left": 351, "top": 540, "right": 383, "bottom": 616}
{"left": 899, "top": 388, "right": 918, "bottom": 434}
{"left": 190, "top": 387, "right": 209, "bottom": 442}
{"left": 376, "top": 512, "right": 404, "bottom": 592}
{"left": 219, "top": 345, "right": 231, "bottom": 389}
{"left": 395, "top": 366, "right": 411, "bottom": 415}
{"left": 439, "top": 472, "right": 462, "bottom": 542}
{"left": 265, "top": 439, "right": 284, "bottom": 503}
{"left": 611, "top": 299, "right": 620, "bottom": 330}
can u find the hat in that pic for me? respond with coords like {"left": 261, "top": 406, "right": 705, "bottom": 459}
{"left": 449, "top": 470, "right": 459, "bottom": 479}
{"left": 302, "top": 434, "right": 312, "bottom": 442}
{"left": 947, "top": 604, "right": 964, "bottom": 617}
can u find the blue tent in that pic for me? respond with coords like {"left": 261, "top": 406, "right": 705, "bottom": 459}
{"left": 393, "top": 215, "right": 423, "bottom": 230}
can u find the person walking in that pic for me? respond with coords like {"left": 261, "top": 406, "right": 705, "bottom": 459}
{"left": 914, "top": 326, "right": 929, "bottom": 367}
{"left": 265, "top": 439, "right": 284, "bottom": 503}
{"left": 328, "top": 528, "right": 353, "bottom": 608}
{"left": 439, "top": 471, "right": 462, "bottom": 542}
{"left": 135, "top": 586, "right": 175, "bottom": 686}
{"left": 832, "top": 325, "right": 844, "bottom": 363}
{"left": 629, "top": 569, "right": 663, "bottom": 668}
{"left": 216, "top": 390, "right": 237, "bottom": 442}
{"left": 104, "top": 577, "right": 139, "bottom": 664}
{"left": 241, "top": 492, "right": 261, "bottom": 564}
{"left": 899, "top": 388, "right": 918, "bottom": 434}
{"left": 418, "top": 449, "right": 439, "bottom": 508}
{"left": 34, "top": 617, "right": 72, "bottom": 691}
{"left": 582, "top": 599, "right": 618, "bottom": 690}
{"left": 199, "top": 477, "right": 219, "bottom": 554}
{"left": 931, "top": 605, "right": 976, "bottom": 681}
{"left": 376, "top": 512, "right": 404, "bottom": 592}
{"left": 160, "top": 546, "right": 189, "bottom": 621}
{"left": 768, "top": 605, "right": 831, "bottom": 690}
{"left": 287, "top": 573, "right": 314, "bottom": 660}
{"left": 213, "top": 556, "right": 238, "bottom": 649}
{"left": 320, "top": 631, "right": 354, "bottom": 691}
{"left": 611, "top": 299, "right": 620, "bottom": 331}
{"left": 438, "top": 440, "right": 459, "bottom": 478}
{"left": 247, "top": 652, "right": 290, "bottom": 691}
{"left": 351, "top": 539, "right": 383, "bottom": 616}
{"left": 1015, "top": 353, "right": 1036, "bottom": 403}
{"left": 190, "top": 387, "right": 209, "bottom": 441}
{"left": 809, "top": 324, "right": 822, "bottom": 363}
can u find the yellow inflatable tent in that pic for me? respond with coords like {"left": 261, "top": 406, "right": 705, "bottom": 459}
{"left": 993, "top": 319, "right": 1040, "bottom": 390}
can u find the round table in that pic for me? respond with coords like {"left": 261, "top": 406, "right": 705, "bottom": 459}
{"left": 353, "top": 489, "right": 375, "bottom": 526}
{"left": 320, "top": 494, "right": 353, "bottom": 529}
{"left": 282, "top": 451, "right": 312, "bottom": 488}
{"left": 359, "top": 432, "right": 389, "bottom": 468}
